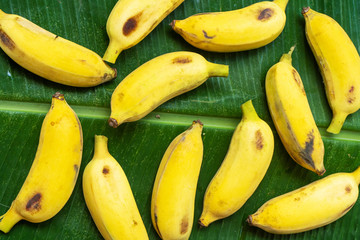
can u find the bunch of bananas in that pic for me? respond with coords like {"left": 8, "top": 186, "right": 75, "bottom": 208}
{"left": 0, "top": 0, "right": 359, "bottom": 239}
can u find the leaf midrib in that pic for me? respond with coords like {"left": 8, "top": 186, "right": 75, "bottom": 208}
{"left": 0, "top": 99, "right": 359, "bottom": 142}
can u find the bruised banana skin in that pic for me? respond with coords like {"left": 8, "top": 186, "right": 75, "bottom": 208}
{"left": 0, "top": 93, "right": 83, "bottom": 233}
{"left": 108, "top": 51, "right": 229, "bottom": 128}
{"left": 303, "top": 7, "right": 360, "bottom": 134}
{"left": 82, "top": 135, "right": 148, "bottom": 240}
{"left": 151, "top": 121, "right": 203, "bottom": 240}
{"left": 0, "top": 10, "right": 116, "bottom": 87}
{"left": 103, "top": 0, "right": 184, "bottom": 63}
{"left": 199, "top": 100, "right": 274, "bottom": 227}
{"left": 171, "top": 0, "right": 289, "bottom": 52}
{"left": 266, "top": 46, "right": 325, "bottom": 175}
{"left": 248, "top": 167, "right": 360, "bottom": 234}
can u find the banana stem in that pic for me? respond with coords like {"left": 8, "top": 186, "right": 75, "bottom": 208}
{"left": 352, "top": 166, "right": 360, "bottom": 185}
{"left": 280, "top": 45, "right": 295, "bottom": 64}
{"left": 0, "top": 208, "right": 22, "bottom": 233}
{"left": 93, "top": 135, "right": 110, "bottom": 160}
{"left": 273, "top": 0, "right": 289, "bottom": 11}
{"left": 241, "top": 100, "right": 259, "bottom": 121}
{"left": 206, "top": 62, "right": 229, "bottom": 78}
{"left": 103, "top": 41, "right": 122, "bottom": 64}
{"left": 326, "top": 111, "right": 348, "bottom": 134}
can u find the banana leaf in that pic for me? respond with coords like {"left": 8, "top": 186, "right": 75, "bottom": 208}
{"left": 0, "top": 0, "right": 360, "bottom": 239}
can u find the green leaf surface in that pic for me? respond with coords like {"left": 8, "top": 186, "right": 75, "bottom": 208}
{"left": 0, "top": 0, "right": 360, "bottom": 239}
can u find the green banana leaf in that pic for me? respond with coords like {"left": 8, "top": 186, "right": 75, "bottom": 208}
{"left": 0, "top": 0, "right": 360, "bottom": 239}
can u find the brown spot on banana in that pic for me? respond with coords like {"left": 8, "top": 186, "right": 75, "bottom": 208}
{"left": 299, "top": 129, "right": 316, "bottom": 170}
{"left": 180, "top": 216, "right": 189, "bottom": 234}
{"left": 54, "top": 35, "right": 59, "bottom": 40}
{"left": 255, "top": 130, "right": 264, "bottom": 150}
{"left": 202, "top": 30, "right": 216, "bottom": 39}
{"left": 0, "top": 28, "right": 15, "bottom": 50}
{"left": 347, "top": 86, "right": 356, "bottom": 103}
{"left": 26, "top": 193, "right": 42, "bottom": 211}
{"left": 292, "top": 69, "right": 306, "bottom": 95}
{"left": 345, "top": 185, "right": 352, "bottom": 193}
{"left": 123, "top": 12, "right": 143, "bottom": 36}
{"left": 102, "top": 166, "right": 109, "bottom": 175}
{"left": 258, "top": 8, "right": 273, "bottom": 21}
{"left": 172, "top": 56, "right": 192, "bottom": 64}
{"left": 74, "top": 164, "right": 79, "bottom": 175}
{"left": 133, "top": 220, "right": 138, "bottom": 226}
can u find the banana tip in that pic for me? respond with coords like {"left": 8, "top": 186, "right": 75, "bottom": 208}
{"left": 198, "top": 219, "right": 208, "bottom": 228}
{"left": 246, "top": 215, "right": 254, "bottom": 226}
{"left": 169, "top": 20, "right": 176, "bottom": 29}
{"left": 108, "top": 118, "right": 119, "bottom": 128}
{"left": 193, "top": 119, "right": 203, "bottom": 126}
{"left": 52, "top": 92, "right": 64, "bottom": 100}
{"left": 316, "top": 169, "right": 326, "bottom": 176}
{"left": 302, "top": 7, "right": 310, "bottom": 15}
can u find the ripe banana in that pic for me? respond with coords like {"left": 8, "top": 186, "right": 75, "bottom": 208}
{"left": 82, "top": 135, "right": 148, "bottom": 240}
{"left": 0, "top": 10, "right": 116, "bottom": 87}
{"left": 266, "top": 46, "right": 325, "bottom": 175}
{"left": 303, "top": 7, "right": 360, "bottom": 134}
{"left": 199, "top": 100, "right": 274, "bottom": 227}
{"left": 171, "top": 0, "right": 289, "bottom": 52}
{"left": 0, "top": 92, "right": 83, "bottom": 233}
{"left": 108, "top": 51, "right": 229, "bottom": 128}
{"left": 151, "top": 121, "right": 203, "bottom": 240}
{"left": 247, "top": 166, "right": 360, "bottom": 234}
{"left": 103, "top": 0, "right": 184, "bottom": 63}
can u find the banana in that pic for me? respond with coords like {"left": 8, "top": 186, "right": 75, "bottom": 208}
{"left": 266, "top": 46, "right": 325, "bottom": 175}
{"left": 108, "top": 51, "right": 229, "bottom": 128}
{"left": 171, "top": 0, "right": 289, "bottom": 52}
{"left": 151, "top": 121, "right": 203, "bottom": 240}
{"left": 199, "top": 100, "right": 274, "bottom": 227}
{"left": 303, "top": 7, "right": 360, "bottom": 134}
{"left": 82, "top": 135, "right": 148, "bottom": 240}
{"left": 0, "top": 92, "right": 83, "bottom": 233}
{"left": 247, "top": 166, "right": 360, "bottom": 234}
{"left": 103, "top": 0, "right": 184, "bottom": 63}
{"left": 0, "top": 10, "right": 116, "bottom": 87}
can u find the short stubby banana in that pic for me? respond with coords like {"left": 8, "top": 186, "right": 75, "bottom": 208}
{"left": 108, "top": 51, "right": 229, "bottom": 128}
{"left": 171, "top": 0, "right": 289, "bottom": 52}
{"left": 0, "top": 10, "right": 116, "bottom": 87}
{"left": 247, "top": 167, "right": 360, "bottom": 234}
{"left": 303, "top": 7, "right": 360, "bottom": 134}
{"left": 151, "top": 121, "right": 203, "bottom": 240}
{"left": 266, "top": 46, "right": 325, "bottom": 175}
{"left": 82, "top": 135, "right": 148, "bottom": 240}
{"left": 199, "top": 100, "right": 274, "bottom": 227}
{"left": 0, "top": 92, "right": 83, "bottom": 233}
{"left": 103, "top": 0, "right": 184, "bottom": 63}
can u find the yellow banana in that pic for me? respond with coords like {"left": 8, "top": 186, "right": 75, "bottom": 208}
{"left": 0, "top": 10, "right": 116, "bottom": 87}
{"left": 247, "top": 166, "right": 360, "bottom": 234}
{"left": 108, "top": 51, "right": 229, "bottom": 128}
{"left": 266, "top": 46, "right": 325, "bottom": 175}
{"left": 303, "top": 7, "right": 360, "bottom": 134}
{"left": 82, "top": 135, "right": 148, "bottom": 240}
{"left": 199, "top": 100, "right": 274, "bottom": 227}
{"left": 0, "top": 92, "right": 83, "bottom": 233}
{"left": 103, "top": 0, "right": 184, "bottom": 63}
{"left": 151, "top": 121, "right": 203, "bottom": 240}
{"left": 171, "top": 0, "right": 289, "bottom": 52}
